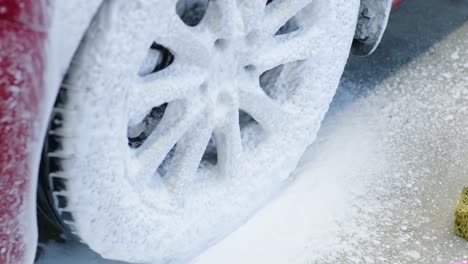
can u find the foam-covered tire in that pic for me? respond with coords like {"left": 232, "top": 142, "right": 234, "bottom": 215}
{"left": 44, "top": 0, "right": 359, "bottom": 262}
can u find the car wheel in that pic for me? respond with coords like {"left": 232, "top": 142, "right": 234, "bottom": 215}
{"left": 40, "top": 0, "right": 359, "bottom": 262}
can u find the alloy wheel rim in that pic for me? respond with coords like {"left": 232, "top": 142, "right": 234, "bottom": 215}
{"left": 117, "top": 0, "right": 329, "bottom": 201}
{"left": 54, "top": 0, "right": 359, "bottom": 261}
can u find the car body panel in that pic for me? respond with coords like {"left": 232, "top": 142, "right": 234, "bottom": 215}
{"left": 0, "top": 0, "right": 50, "bottom": 30}
{"left": 51, "top": 0, "right": 102, "bottom": 81}
{"left": 0, "top": 1, "right": 51, "bottom": 263}
{"left": 393, "top": 0, "right": 406, "bottom": 9}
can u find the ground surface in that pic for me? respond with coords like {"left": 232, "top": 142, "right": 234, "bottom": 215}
{"left": 37, "top": 0, "right": 468, "bottom": 263}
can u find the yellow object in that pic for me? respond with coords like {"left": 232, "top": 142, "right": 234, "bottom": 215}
{"left": 454, "top": 187, "right": 468, "bottom": 239}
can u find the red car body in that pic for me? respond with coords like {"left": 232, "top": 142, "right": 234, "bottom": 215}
{"left": 0, "top": 1, "right": 51, "bottom": 263}
{"left": 393, "top": 0, "right": 406, "bottom": 9}
{"left": 0, "top": 0, "right": 404, "bottom": 263}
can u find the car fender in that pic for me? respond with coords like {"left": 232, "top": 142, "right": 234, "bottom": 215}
{"left": 0, "top": 1, "right": 103, "bottom": 263}
{"left": 50, "top": 0, "right": 102, "bottom": 83}
{"left": 0, "top": 1, "right": 52, "bottom": 263}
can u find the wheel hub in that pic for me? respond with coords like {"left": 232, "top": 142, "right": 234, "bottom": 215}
{"left": 203, "top": 38, "right": 250, "bottom": 102}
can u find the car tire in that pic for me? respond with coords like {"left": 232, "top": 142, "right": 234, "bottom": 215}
{"left": 41, "top": 0, "right": 360, "bottom": 262}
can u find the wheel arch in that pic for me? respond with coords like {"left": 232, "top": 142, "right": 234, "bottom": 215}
{"left": 351, "top": 0, "right": 393, "bottom": 56}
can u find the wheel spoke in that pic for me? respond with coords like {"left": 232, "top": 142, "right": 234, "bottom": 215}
{"left": 201, "top": 0, "right": 244, "bottom": 38}
{"left": 238, "top": 0, "right": 267, "bottom": 33}
{"left": 165, "top": 113, "right": 215, "bottom": 192}
{"left": 214, "top": 103, "right": 243, "bottom": 178}
{"left": 131, "top": 101, "right": 205, "bottom": 178}
{"left": 238, "top": 84, "right": 291, "bottom": 133}
{"left": 260, "top": 0, "right": 315, "bottom": 37}
{"left": 154, "top": 16, "right": 212, "bottom": 65}
{"left": 117, "top": 0, "right": 212, "bottom": 66}
{"left": 249, "top": 28, "right": 324, "bottom": 72}
{"left": 127, "top": 65, "right": 207, "bottom": 124}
